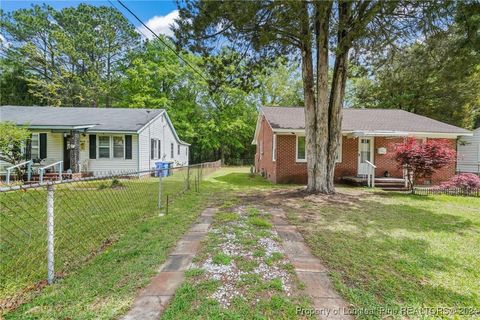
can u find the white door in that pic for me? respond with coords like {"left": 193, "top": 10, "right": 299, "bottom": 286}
{"left": 358, "top": 137, "right": 374, "bottom": 176}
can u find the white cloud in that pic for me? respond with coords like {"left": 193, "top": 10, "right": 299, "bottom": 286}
{"left": 137, "top": 10, "right": 179, "bottom": 39}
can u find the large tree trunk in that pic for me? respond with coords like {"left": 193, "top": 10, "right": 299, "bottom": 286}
{"left": 301, "top": 0, "right": 350, "bottom": 194}
{"left": 299, "top": 1, "right": 318, "bottom": 192}
{"left": 313, "top": 2, "right": 332, "bottom": 193}
{"left": 325, "top": 1, "right": 351, "bottom": 192}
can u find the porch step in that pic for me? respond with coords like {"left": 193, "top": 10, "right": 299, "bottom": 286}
{"left": 374, "top": 178, "right": 405, "bottom": 183}
{"left": 381, "top": 186, "right": 410, "bottom": 192}
{"left": 342, "top": 176, "right": 408, "bottom": 191}
{"left": 375, "top": 178, "right": 407, "bottom": 191}
{"left": 29, "top": 173, "right": 73, "bottom": 182}
{"left": 374, "top": 181, "right": 407, "bottom": 187}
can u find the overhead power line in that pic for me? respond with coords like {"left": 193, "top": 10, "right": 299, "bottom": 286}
{"left": 115, "top": 0, "right": 210, "bottom": 83}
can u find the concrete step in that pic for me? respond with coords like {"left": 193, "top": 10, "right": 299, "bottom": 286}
{"left": 375, "top": 182, "right": 407, "bottom": 187}
{"left": 381, "top": 187, "right": 410, "bottom": 192}
{"left": 374, "top": 178, "right": 405, "bottom": 183}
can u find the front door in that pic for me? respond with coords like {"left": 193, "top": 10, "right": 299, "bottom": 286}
{"left": 358, "top": 137, "right": 374, "bottom": 176}
{"left": 63, "top": 135, "right": 71, "bottom": 171}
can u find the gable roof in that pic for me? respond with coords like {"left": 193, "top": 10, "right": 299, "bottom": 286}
{"left": 1, "top": 106, "right": 163, "bottom": 132}
{"left": 261, "top": 106, "right": 471, "bottom": 135}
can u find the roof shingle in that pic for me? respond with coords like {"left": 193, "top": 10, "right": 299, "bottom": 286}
{"left": 0, "top": 106, "right": 163, "bottom": 132}
{"left": 261, "top": 106, "right": 470, "bottom": 134}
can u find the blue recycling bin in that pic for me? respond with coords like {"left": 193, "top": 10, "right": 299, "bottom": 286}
{"left": 155, "top": 161, "right": 172, "bottom": 177}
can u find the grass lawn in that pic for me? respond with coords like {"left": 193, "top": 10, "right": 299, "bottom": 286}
{"left": 5, "top": 168, "right": 477, "bottom": 319}
{"left": 2, "top": 167, "right": 278, "bottom": 319}
{"left": 272, "top": 187, "right": 480, "bottom": 319}
{"left": 1, "top": 168, "right": 200, "bottom": 304}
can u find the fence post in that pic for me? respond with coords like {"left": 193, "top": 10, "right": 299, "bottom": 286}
{"left": 47, "top": 184, "right": 55, "bottom": 284}
{"left": 187, "top": 166, "right": 191, "bottom": 190}
{"left": 158, "top": 171, "right": 162, "bottom": 209}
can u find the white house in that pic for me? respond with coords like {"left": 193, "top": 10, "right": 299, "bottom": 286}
{"left": 0, "top": 106, "right": 190, "bottom": 176}
{"left": 457, "top": 127, "right": 480, "bottom": 174}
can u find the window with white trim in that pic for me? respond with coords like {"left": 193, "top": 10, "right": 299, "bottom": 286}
{"left": 170, "top": 143, "right": 174, "bottom": 158}
{"left": 296, "top": 136, "right": 306, "bottom": 161}
{"left": 31, "top": 133, "right": 40, "bottom": 159}
{"left": 151, "top": 139, "right": 157, "bottom": 160}
{"left": 336, "top": 136, "right": 342, "bottom": 163}
{"left": 272, "top": 134, "right": 277, "bottom": 161}
{"left": 98, "top": 136, "right": 110, "bottom": 159}
{"left": 113, "top": 136, "right": 124, "bottom": 158}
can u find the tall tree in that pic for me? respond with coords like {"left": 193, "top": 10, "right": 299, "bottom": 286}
{"left": 0, "top": 4, "right": 139, "bottom": 107}
{"left": 175, "top": 0, "right": 451, "bottom": 193}
{"left": 348, "top": 1, "right": 480, "bottom": 129}
{"left": 253, "top": 58, "right": 303, "bottom": 106}
{"left": 116, "top": 40, "right": 258, "bottom": 164}
{"left": 118, "top": 38, "right": 180, "bottom": 109}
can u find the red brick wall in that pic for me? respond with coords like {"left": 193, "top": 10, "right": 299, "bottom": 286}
{"left": 374, "top": 137, "right": 404, "bottom": 178}
{"left": 424, "top": 138, "right": 457, "bottom": 185}
{"left": 276, "top": 135, "right": 307, "bottom": 184}
{"left": 334, "top": 136, "right": 357, "bottom": 179}
{"left": 270, "top": 135, "right": 457, "bottom": 185}
{"left": 254, "top": 116, "right": 276, "bottom": 182}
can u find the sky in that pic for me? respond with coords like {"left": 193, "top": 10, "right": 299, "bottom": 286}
{"left": 0, "top": 0, "right": 179, "bottom": 38}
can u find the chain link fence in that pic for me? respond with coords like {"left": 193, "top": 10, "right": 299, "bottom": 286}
{"left": 0, "top": 160, "right": 221, "bottom": 312}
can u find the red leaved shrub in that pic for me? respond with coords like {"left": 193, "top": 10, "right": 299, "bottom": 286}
{"left": 440, "top": 173, "right": 480, "bottom": 191}
{"left": 391, "top": 138, "right": 456, "bottom": 188}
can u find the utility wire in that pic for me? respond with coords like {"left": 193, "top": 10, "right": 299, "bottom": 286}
{"left": 116, "top": 0, "right": 210, "bottom": 83}
{"left": 107, "top": 0, "right": 151, "bottom": 40}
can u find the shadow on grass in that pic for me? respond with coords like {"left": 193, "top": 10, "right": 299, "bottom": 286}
{"left": 271, "top": 192, "right": 480, "bottom": 316}
{"left": 213, "top": 173, "right": 276, "bottom": 188}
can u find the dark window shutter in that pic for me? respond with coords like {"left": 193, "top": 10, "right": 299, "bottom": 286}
{"left": 125, "top": 135, "right": 132, "bottom": 159}
{"left": 89, "top": 134, "right": 96, "bottom": 159}
{"left": 158, "top": 140, "right": 161, "bottom": 159}
{"left": 39, "top": 133, "right": 47, "bottom": 159}
{"left": 25, "top": 135, "right": 32, "bottom": 160}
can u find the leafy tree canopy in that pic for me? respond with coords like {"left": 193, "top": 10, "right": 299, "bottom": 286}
{"left": 347, "top": 1, "right": 480, "bottom": 129}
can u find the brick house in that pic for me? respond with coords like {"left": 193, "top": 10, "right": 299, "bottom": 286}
{"left": 253, "top": 107, "right": 472, "bottom": 186}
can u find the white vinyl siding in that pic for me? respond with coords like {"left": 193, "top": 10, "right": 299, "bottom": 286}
{"left": 138, "top": 112, "right": 189, "bottom": 171}
{"left": 457, "top": 129, "right": 480, "bottom": 173}
{"left": 82, "top": 134, "right": 138, "bottom": 175}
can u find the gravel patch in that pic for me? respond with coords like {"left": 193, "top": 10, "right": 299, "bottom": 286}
{"left": 193, "top": 205, "right": 296, "bottom": 308}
